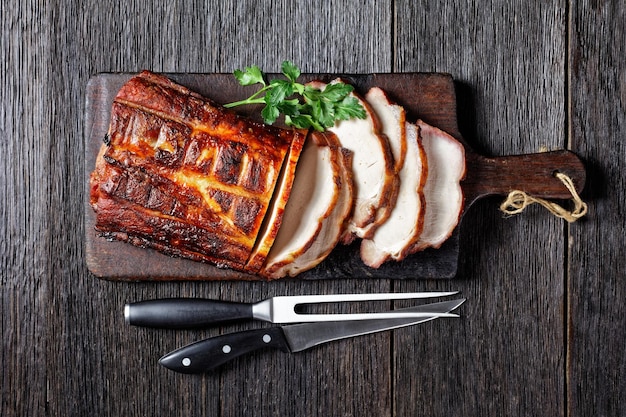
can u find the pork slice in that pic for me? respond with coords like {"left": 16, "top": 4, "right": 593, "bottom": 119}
{"left": 411, "top": 120, "right": 466, "bottom": 252}
{"left": 365, "top": 87, "right": 407, "bottom": 173}
{"left": 307, "top": 80, "right": 398, "bottom": 242}
{"left": 261, "top": 133, "right": 351, "bottom": 279}
{"left": 245, "top": 133, "right": 306, "bottom": 272}
{"left": 360, "top": 122, "right": 427, "bottom": 268}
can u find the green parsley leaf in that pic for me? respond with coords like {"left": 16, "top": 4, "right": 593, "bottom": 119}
{"left": 233, "top": 65, "right": 265, "bottom": 86}
{"left": 226, "top": 62, "right": 367, "bottom": 131}
{"left": 310, "top": 98, "right": 335, "bottom": 128}
{"left": 276, "top": 99, "right": 301, "bottom": 117}
{"left": 261, "top": 104, "right": 280, "bottom": 125}
{"left": 286, "top": 114, "right": 324, "bottom": 131}
{"left": 318, "top": 82, "right": 354, "bottom": 102}
{"left": 265, "top": 79, "right": 293, "bottom": 106}
{"left": 281, "top": 60, "right": 300, "bottom": 83}
{"left": 334, "top": 96, "right": 367, "bottom": 120}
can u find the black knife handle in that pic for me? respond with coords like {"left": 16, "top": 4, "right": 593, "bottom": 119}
{"left": 125, "top": 298, "right": 253, "bottom": 329}
{"left": 158, "top": 327, "right": 291, "bottom": 373}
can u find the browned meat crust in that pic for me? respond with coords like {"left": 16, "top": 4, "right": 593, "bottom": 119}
{"left": 90, "top": 71, "right": 306, "bottom": 273}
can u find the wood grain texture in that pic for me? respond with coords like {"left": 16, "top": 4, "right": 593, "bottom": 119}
{"left": 568, "top": 1, "right": 626, "bottom": 416}
{"left": 1, "top": 2, "right": 50, "bottom": 416}
{"left": 2, "top": 0, "right": 624, "bottom": 416}
{"left": 394, "top": 1, "right": 569, "bottom": 416}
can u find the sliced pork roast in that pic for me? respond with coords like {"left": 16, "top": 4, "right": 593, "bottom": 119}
{"left": 245, "top": 134, "right": 306, "bottom": 272}
{"left": 410, "top": 120, "right": 466, "bottom": 252}
{"left": 307, "top": 80, "right": 398, "bottom": 243}
{"left": 365, "top": 87, "right": 407, "bottom": 173}
{"left": 261, "top": 132, "right": 353, "bottom": 279}
{"left": 360, "top": 122, "right": 427, "bottom": 267}
{"left": 93, "top": 72, "right": 466, "bottom": 278}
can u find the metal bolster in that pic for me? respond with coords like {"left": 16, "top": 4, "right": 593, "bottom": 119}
{"left": 251, "top": 299, "right": 273, "bottom": 322}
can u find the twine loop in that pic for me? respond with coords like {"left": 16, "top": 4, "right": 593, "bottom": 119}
{"left": 499, "top": 172, "right": 588, "bottom": 223}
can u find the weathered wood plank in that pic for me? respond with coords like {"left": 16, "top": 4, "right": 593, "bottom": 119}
{"left": 1, "top": 2, "right": 51, "bottom": 417}
{"left": 568, "top": 2, "right": 626, "bottom": 416}
{"left": 394, "top": 1, "right": 568, "bottom": 416}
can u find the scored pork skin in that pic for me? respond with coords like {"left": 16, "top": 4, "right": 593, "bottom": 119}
{"left": 90, "top": 71, "right": 307, "bottom": 271}
{"left": 90, "top": 156, "right": 251, "bottom": 268}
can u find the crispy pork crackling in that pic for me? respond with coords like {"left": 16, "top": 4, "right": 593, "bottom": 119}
{"left": 90, "top": 71, "right": 306, "bottom": 273}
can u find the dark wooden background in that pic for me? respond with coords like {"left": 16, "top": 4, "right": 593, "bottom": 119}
{"left": 2, "top": 1, "right": 624, "bottom": 416}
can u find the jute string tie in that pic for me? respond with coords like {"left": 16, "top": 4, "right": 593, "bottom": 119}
{"left": 499, "top": 172, "right": 588, "bottom": 223}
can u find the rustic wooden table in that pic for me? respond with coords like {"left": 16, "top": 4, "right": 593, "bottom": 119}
{"left": 3, "top": 1, "right": 624, "bottom": 416}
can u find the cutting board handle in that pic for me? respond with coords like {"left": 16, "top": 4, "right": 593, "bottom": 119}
{"left": 463, "top": 150, "right": 586, "bottom": 207}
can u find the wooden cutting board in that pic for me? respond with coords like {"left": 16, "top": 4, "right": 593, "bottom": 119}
{"left": 84, "top": 72, "right": 585, "bottom": 281}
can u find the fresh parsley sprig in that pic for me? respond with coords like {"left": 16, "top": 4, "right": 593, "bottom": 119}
{"left": 224, "top": 61, "right": 366, "bottom": 131}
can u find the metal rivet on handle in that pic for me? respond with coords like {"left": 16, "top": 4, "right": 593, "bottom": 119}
{"left": 262, "top": 334, "right": 272, "bottom": 343}
{"left": 222, "top": 345, "right": 232, "bottom": 354}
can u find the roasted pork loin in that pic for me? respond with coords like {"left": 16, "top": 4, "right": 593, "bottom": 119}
{"left": 261, "top": 131, "right": 353, "bottom": 279}
{"left": 306, "top": 80, "right": 399, "bottom": 243}
{"left": 365, "top": 87, "right": 407, "bottom": 173}
{"left": 410, "top": 120, "right": 466, "bottom": 252}
{"left": 90, "top": 71, "right": 466, "bottom": 278}
{"left": 90, "top": 71, "right": 306, "bottom": 273}
{"left": 361, "top": 122, "right": 427, "bottom": 267}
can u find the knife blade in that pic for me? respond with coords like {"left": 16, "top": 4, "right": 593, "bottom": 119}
{"left": 158, "top": 298, "right": 465, "bottom": 373}
{"left": 125, "top": 292, "right": 459, "bottom": 329}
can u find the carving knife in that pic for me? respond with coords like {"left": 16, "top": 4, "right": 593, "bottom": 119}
{"left": 158, "top": 298, "right": 465, "bottom": 373}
